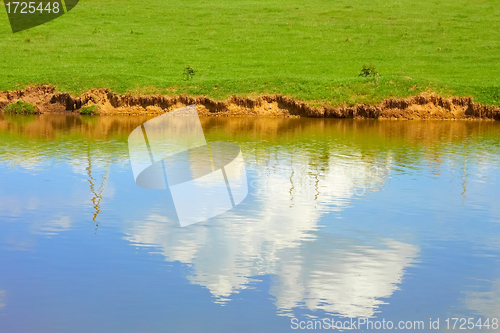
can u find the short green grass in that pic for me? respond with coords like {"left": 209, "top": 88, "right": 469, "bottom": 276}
{"left": 80, "top": 104, "right": 99, "bottom": 115}
{"left": 4, "top": 100, "right": 36, "bottom": 114}
{"left": 0, "top": 0, "right": 499, "bottom": 106}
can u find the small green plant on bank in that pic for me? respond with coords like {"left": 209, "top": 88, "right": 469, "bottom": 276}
{"left": 4, "top": 100, "right": 36, "bottom": 114}
{"left": 80, "top": 104, "right": 99, "bottom": 115}
{"left": 183, "top": 65, "right": 196, "bottom": 81}
{"left": 359, "top": 64, "right": 378, "bottom": 78}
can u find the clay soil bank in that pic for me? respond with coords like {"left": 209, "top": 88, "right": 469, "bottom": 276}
{"left": 1, "top": 85, "right": 499, "bottom": 120}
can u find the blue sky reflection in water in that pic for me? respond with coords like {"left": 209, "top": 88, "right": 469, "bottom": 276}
{"left": 0, "top": 115, "right": 499, "bottom": 332}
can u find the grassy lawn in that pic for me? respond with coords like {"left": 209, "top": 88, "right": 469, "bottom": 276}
{"left": 0, "top": 0, "right": 499, "bottom": 106}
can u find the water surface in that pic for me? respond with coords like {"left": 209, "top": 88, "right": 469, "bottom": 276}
{"left": 0, "top": 115, "right": 499, "bottom": 332}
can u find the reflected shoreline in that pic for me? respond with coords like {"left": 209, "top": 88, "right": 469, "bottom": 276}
{"left": 1, "top": 114, "right": 499, "bottom": 143}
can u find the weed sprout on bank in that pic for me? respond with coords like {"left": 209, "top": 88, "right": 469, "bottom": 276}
{"left": 359, "top": 64, "right": 378, "bottom": 77}
{"left": 183, "top": 65, "right": 196, "bottom": 81}
{"left": 359, "top": 64, "right": 379, "bottom": 85}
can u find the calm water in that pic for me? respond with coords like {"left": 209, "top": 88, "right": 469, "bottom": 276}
{"left": 1, "top": 115, "right": 500, "bottom": 332}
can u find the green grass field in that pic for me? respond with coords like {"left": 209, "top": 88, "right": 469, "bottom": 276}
{"left": 0, "top": 0, "right": 499, "bottom": 106}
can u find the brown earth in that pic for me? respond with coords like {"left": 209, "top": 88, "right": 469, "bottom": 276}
{"left": 1, "top": 85, "right": 499, "bottom": 120}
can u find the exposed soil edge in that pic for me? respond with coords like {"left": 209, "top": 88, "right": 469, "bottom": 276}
{"left": 1, "top": 85, "right": 499, "bottom": 120}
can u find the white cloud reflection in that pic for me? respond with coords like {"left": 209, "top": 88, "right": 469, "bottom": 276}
{"left": 125, "top": 152, "right": 419, "bottom": 317}
{"left": 33, "top": 216, "right": 72, "bottom": 235}
{"left": 465, "top": 279, "right": 500, "bottom": 321}
{"left": 0, "top": 290, "right": 5, "bottom": 310}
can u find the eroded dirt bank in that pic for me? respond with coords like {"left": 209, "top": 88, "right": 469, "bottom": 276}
{"left": 1, "top": 85, "right": 499, "bottom": 120}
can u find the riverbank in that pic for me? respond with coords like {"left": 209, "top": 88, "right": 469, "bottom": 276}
{"left": 2, "top": 0, "right": 499, "bottom": 110}
{"left": 1, "top": 85, "right": 499, "bottom": 120}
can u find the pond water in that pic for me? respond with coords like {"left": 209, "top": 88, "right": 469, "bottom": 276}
{"left": 0, "top": 115, "right": 499, "bottom": 332}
